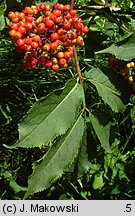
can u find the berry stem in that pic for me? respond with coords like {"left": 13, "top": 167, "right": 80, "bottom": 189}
{"left": 70, "top": 0, "right": 75, "bottom": 10}
{"left": 73, "top": 45, "right": 86, "bottom": 111}
{"left": 70, "top": 0, "right": 87, "bottom": 111}
{"left": 73, "top": 46, "right": 83, "bottom": 84}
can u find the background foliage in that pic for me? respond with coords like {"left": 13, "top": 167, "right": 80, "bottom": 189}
{"left": 0, "top": 0, "right": 135, "bottom": 200}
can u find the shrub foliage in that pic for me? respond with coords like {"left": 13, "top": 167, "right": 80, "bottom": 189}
{"left": 0, "top": 0, "right": 135, "bottom": 200}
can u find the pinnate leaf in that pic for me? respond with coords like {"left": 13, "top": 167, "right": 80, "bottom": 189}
{"left": 6, "top": 79, "right": 84, "bottom": 148}
{"left": 24, "top": 115, "right": 84, "bottom": 198}
{"left": 85, "top": 68, "right": 125, "bottom": 112}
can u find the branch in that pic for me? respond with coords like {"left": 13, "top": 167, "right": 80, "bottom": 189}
{"left": 74, "top": 5, "right": 135, "bottom": 16}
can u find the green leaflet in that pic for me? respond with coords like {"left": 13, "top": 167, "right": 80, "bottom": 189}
{"left": 77, "top": 130, "right": 91, "bottom": 179}
{"left": 24, "top": 115, "right": 84, "bottom": 199}
{"left": 92, "top": 173, "right": 104, "bottom": 190}
{"left": 9, "top": 180, "right": 27, "bottom": 194}
{"left": 0, "top": 104, "right": 12, "bottom": 125}
{"left": 96, "top": 32, "right": 135, "bottom": 61}
{"left": 85, "top": 68, "right": 125, "bottom": 112}
{"left": 6, "top": 79, "right": 84, "bottom": 148}
{"left": 130, "top": 106, "right": 135, "bottom": 125}
{"left": 0, "top": 13, "right": 5, "bottom": 31}
{"left": 89, "top": 113, "right": 111, "bottom": 152}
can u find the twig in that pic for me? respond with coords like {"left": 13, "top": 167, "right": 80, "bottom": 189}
{"left": 73, "top": 46, "right": 83, "bottom": 85}
{"left": 74, "top": 5, "right": 135, "bottom": 16}
{"left": 70, "top": 0, "right": 74, "bottom": 10}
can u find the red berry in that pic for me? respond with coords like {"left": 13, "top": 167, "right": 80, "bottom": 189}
{"left": 45, "top": 5, "right": 51, "bottom": 11}
{"left": 39, "top": 4, "right": 46, "bottom": 11}
{"left": 64, "top": 4, "right": 71, "bottom": 11}
{"left": 65, "top": 12, "right": 71, "bottom": 20}
{"left": 60, "top": 35, "right": 67, "bottom": 42}
{"left": 50, "top": 42, "right": 58, "bottom": 50}
{"left": 55, "top": 16, "right": 62, "bottom": 24}
{"left": 82, "top": 25, "right": 89, "bottom": 33}
{"left": 25, "top": 37, "right": 32, "bottom": 45}
{"left": 62, "top": 63, "right": 68, "bottom": 68}
{"left": 25, "top": 22, "right": 33, "bottom": 30}
{"left": 38, "top": 56, "right": 45, "bottom": 65}
{"left": 12, "top": 17, "right": 19, "bottom": 23}
{"left": 30, "top": 58, "right": 37, "bottom": 66}
{"left": 50, "top": 33, "right": 58, "bottom": 41}
{"left": 45, "top": 59, "right": 52, "bottom": 68}
{"left": 76, "top": 37, "right": 84, "bottom": 46}
{"left": 25, "top": 16, "right": 34, "bottom": 23}
{"left": 31, "top": 42, "right": 38, "bottom": 49}
{"left": 63, "top": 40, "right": 70, "bottom": 47}
{"left": 57, "top": 28, "right": 65, "bottom": 36}
{"left": 18, "top": 12, "right": 25, "bottom": 20}
{"left": 71, "top": 39, "right": 76, "bottom": 45}
{"left": 8, "top": 11, "right": 16, "bottom": 20}
{"left": 70, "top": 10, "right": 76, "bottom": 17}
{"left": 74, "top": 22, "right": 82, "bottom": 30}
{"left": 49, "top": 14, "right": 57, "bottom": 22}
{"left": 64, "top": 51, "right": 72, "bottom": 59}
{"left": 25, "top": 7, "right": 34, "bottom": 15}
{"left": 18, "top": 21, "right": 26, "bottom": 27}
{"left": 63, "top": 21, "right": 71, "bottom": 29}
{"left": 72, "top": 16, "right": 79, "bottom": 23}
{"left": 15, "top": 31, "right": 22, "bottom": 39}
{"left": 10, "top": 23, "right": 18, "bottom": 31}
{"left": 17, "top": 39, "right": 25, "bottom": 47}
{"left": 59, "top": 58, "right": 67, "bottom": 66}
{"left": 52, "top": 64, "right": 59, "bottom": 71}
{"left": 45, "top": 19, "right": 54, "bottom": 27}
{"left": 37, "top": 23, "right": 46, "bottom": 34}
{"left": 55, "top": 40, "right": 61, "bottom": 46}
{"left": 32, "top": 35, "right": 40, "bottom": 42}
{"left": 57, "top": 4, "right": 64, "bottom": 11}
{"left": 53, "top": 9, "right": 61, "bottom": 17}
{"left": 18, "top": 26, "right": 26, "bottom": 34}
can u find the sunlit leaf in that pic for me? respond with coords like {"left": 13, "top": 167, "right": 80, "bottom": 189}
{"left": 5, "top": 79, "right": 84, "bottom": 148}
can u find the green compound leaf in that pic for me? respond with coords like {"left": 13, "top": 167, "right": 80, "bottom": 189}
{"left": 6, "top": 79, "right": 84, "bottom": 148}
{"left": 96, "top": 32, "right": 135, "bottom": 61}
{"left": 85, "top": 68, "right": 125, "bottom": 112}
{"left": 24, "top": 115, "right": 84, "bottom": 199}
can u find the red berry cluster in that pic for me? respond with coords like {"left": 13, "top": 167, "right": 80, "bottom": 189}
{"left": 8, "top": 3, "right": 89, "bottom": 71}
